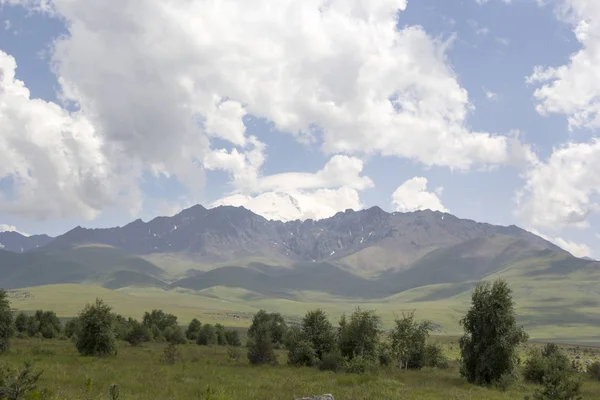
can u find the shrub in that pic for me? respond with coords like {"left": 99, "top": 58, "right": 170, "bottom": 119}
{"left": 459, "top": 280, "right": 528, "bottom": 385}
{"left": 13, "top": 313, "right": 28, "bottom": 335}
{"left": 247, "top": 322, "right": 277, "bottom": 366}
{"left": 226, "top": 347, "right": 242, "bottom": 364}
{"left": 423, "top": 344, "right": 448, "bottom": 368}
{"left": 524, "top": 349, "right": 548, "bottom": 384}
{"left": 197, "top": 324, "right": 217, "bottom": 346}
{"left": 344, "top": 355, "right": 375, "bottom": 374}
{"left": 164, "top": 326, "right": 187, "bottom": 345}
{"left": 0, "top": 361, "right": 44, "bottom": 400}
{"left": 125, "top": 320, "right": 151, "bottom": 347}
{"left": 287, "top": 340, "right": 318, "bottom": 367}
{"left": 64, "top": 318, "right": 81, "bottom": 339}
{"left": 533, "top": 351, "right": 582, "bottom": 400}
{"left": 185, "top": 318, "right": 202, "bottom": 341}
{"left": 160, "top": 343, "right": 180, "bottom": 365}
{"left": 319, "top": 350, "right": 344, "bottom": 372}
{"left": 0, "top": 290, "right": 13, "bottom": 353}
{"left": 142, "top": 310, "right": 178, "bottom": 332}
{"left": 75, "top": 299, "right": 117, "bottom": 357}
{"left": 377, "top": 341, "right": 393, "bottom": 367}
{"left": 587, "top": 361, "right": 600, "bottom": 381}
{"left": 33, "top": 310, "right": 61, "bottom": 339}
{"left": 224, "top": 330, "right": 241, "bottom": 347}
{"left": 215, "top": 324, "right": 227, "bottom": 346}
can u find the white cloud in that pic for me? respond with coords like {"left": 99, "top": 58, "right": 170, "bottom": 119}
{"left": 496, "top": 37, "right": 510, "bottom": 46}
{"left": 0, "top": 50, "right": 141, "bottom": 220}
{"left": 0, "top": 224, "right": 29, "bottom": 236}
{"left": 516, "top": 138, "right": 600, "bottom": 229}
{"left": 0, "top": 0, "right": 534, "bottom": 222}
{"left": 210, "top": 155, "right": 373, "bottom": 221}
{"left": 3, "top": 20, "right": 10, "bottom": 30}
{"left": 527, "top": 0, "right": 600, "bottom": 131}
{"left": 483, "top": 87, "right": 498, "bottom": 100}
{"left": 528, "top": 228, "right": 592, "bottom": 258}
{"left": 391, "top": 177, "right": 448, "bottom": 213}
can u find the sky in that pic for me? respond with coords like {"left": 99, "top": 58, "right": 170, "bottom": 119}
{"left": 0, "top": 0, "right": 599, "bottom": 258}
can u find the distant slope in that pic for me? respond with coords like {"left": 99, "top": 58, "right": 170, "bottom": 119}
{"left": 0, "top": 245, "right": 164, "bottom": 289}
{"left": 0, "top": 231, "right": 53, "bottom": 253}
{"left": 38, "top": 204, "right": 565, "bottom": 276}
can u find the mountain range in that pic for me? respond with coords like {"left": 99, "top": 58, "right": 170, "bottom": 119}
{"left": 0, "top": 203, "right": 595, "bottom": 293}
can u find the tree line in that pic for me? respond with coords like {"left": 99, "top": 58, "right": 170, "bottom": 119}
{"left": 0, "top": 279, "right": 598, "bottom": 399}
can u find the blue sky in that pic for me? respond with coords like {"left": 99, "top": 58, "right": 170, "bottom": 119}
{"left": 0, "top": 0, "right": 599, "bottom": 258}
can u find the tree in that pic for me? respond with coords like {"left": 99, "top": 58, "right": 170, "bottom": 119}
{"left": 0, "top": 290, "right": 13, "bottom": 353}
{"left": 75, "top": 299, "right": 117, "bottom": 357}
{"left": 14, "top": 313, "right": 28, "bottom": 335}
{"left": 247, "top": 321, "right": 277, "bottom": 365}
{"left": 164, "top": 325, "right": 187, "bottom": 345}
{"left": 142, "top": 310, "right": 178, "bottom": 332}
{"left": 215, "top": 324, "right": 227, "bottom": 345}
{"left": 301, "top": 309, "right": 335, "bottom": 360}
{"left": 196, "top": 324, "right": 217, "bottom": 346}
{"left": 338, "top": 308, "right": 381, "bottom": 361}
{"left": 185, "top": 318, "right": 202, "bottom": 341}
{"left": 459, "top": 279, "right": 528, "bottom": 385}
{"left": 533, "top": 350, "right": 582, "bottom": 400}
{"left": 33, "top": 310, "right": 61, "bottom": 339}
{"left": 224, "top": 330, "right": 241, "bottom": 347}
{"left": 64, "top": 318, "right": 81, "bottom": 339}
{"left": 390, "top": 311, "right": 432, "bottom": 370}
{"left": 247, "top": 310, "right": 287, "bottom": 345}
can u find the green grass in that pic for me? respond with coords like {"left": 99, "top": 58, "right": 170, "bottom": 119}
{"left": 3, "top": 338, "right": 600, "bottom": 399}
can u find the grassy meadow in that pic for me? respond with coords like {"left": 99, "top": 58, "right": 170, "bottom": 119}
{"left": 2, "top": 337, "right": 600, "bottom": 400}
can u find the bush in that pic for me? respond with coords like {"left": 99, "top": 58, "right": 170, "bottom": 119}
{"left": 319, "top": 350, "right": 344, "bottom": 372}
{"left": 524, "top": 349, "right": 548, "bottom": 384}
{"left": 423, "top": 344, "right": 448, "bottom": 368}
{"left": 185, "top": 318, "right": 202, "bottom": 341}
{"left": 224, "top": 330, "right": 241, "bottom": 347}
{"left": 215, "top": 324, "right": 228, "bottom": 346}
{"left": 125, "top": 320, "right": 151, "bottom": 347}
{"left": 64, "top": 318, "right": 81, "bottom": 339}
{"left": 344, "top": 355, "right": 375, "bottom": 374}
{"left": 75, "top": 299, "right": 117, "bottom": 357}
{"left": 377, "top": 341, "right": 393, "bottom": 367}
{"left": 164, "top": 326, "right": 187, "bottom": 345}
{"left": 587, "top": 361, "right": 600, "bottom": 381}
{"left": 197, "top": 324, "right": 217, "bottom": 346}
{"left": 226, "top": 347, "right": 242, "bottom": 364}
{"left": 0, "top": 361, "right": 44, "bottom": 400}
{"left": 142, "top": 310, "right": 178, "bottom": 332}
{"left": 0, "top": 290, "right": 13, "bottom": 353}
{"left": 160, "top": 343, "right": 180, "bottom": 365}
{"left": 14, "top": 313, "right": 28, "bottom": 335}
{"left": 533, "top": 351, "right": 582, "bottom": 400}
{"left": 459, "top": 280, "right": 528, "bottom": 385}
{"left": 287, "top": 340, "right": 318, "bottom": 367}
{"left": 247, "top": 322, "right": 277, "bottom": 366}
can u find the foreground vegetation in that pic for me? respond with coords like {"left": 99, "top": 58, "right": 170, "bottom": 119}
{"left": 1, "top": 280, "right": 600, "bottom": 399}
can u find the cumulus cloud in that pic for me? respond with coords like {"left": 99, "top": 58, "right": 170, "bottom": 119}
{"left": 0, "top": 51, "right": 140, "bottom": 220}
{"left": 527, "top": 0, "right": 600, "bottom": 131}
{"left": 528, "top": 228, "right": 592, "bottom": 258}
{"left": 210, "top": 155, "right": 372, "bottom": 221}
{"left": 391, "top": 177, "right": 448, "bottom": 213}
{"left": 0, "top": 0, "right": 534, "bottom": 222}
{"left": 516, "top": 139, "right": 600, "bottom": 229}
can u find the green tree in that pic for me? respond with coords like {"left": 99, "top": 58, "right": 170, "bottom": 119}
{"left": 142, "top": 310, "right": 178, "bottom": 332}
{"left": 247, "top": 310, "right": 287, "bottom": 345}
{"left": 164, "top": 325, "right": 187, "bottom": 345}
{"left": 459, "top": 279, "right": 528, "bottom": 385}
{"left": 185, "top": 318, "right": 202, "bottom": 341}
{"left": 301, "top": 309, "right": 335, "bottom": 360}
{"left": 390, "top": 311, "right": 432, "bottom": 370}
{"left": 14, "top": 313, "right": 28, "bottom": 335}
{"left": 247, "top": 321, "right": 277, "bottom": 365}
{"left": 0, "top": 290, "right": 13, "bottom": 353}
{"left": 34, "top": 310, "right": 61, "bottom": 339}
{"left": 64, "top": 318, "right": 81, "bottom": 339}
{"left": 215, "top": 324, "right": 227, "bottom": 345}
{"left": 196, "top": 324, "right": 217, "bottom": 346}
{"left": 224, "top": 330, "right": 241, "bottom": 347}
{"left": 338, "top": 308, "right": 381, "bottom": 361}
{"left": 124, "top": 319, "right": 151, "bottom": 347}
{"left": 75, "top": 299, "right": 117, "bottom": 357}
{"left": 287, "top": 340, "right": 317, "bottom": 367}
{"left": 533, "top": 350, "right": 582, "bottom": 400}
